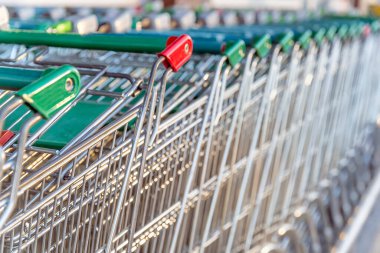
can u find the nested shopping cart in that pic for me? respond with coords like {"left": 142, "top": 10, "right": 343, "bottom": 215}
{"left": 0, "top": 29, "right": 251, "bottom": 252}
{"left": 125, "top": 23, "right": 319, "bottom": 253}
{"left": 212, "top": 19, "right": 380, "bottom": 253}
{"left": 130, "top": 17, "right": 380, "bottom": 253}
{"left": 242, "top": 19, "right": 380, "bottom": 253}
{"left": 0, "top": 31, "right": 203, "bottom": 252}
{"left": 132, "top": 22, "right": 316, "bottom": 249}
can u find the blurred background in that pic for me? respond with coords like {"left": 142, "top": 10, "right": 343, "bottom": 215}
{"left": 1, "top": 0, "right": 380, "bottom": 34}
{"left": 0, "top": 0, "right": 377, "bottom": 12}
{"left": 0, "top": 0, "right": 379, "bottom": 12}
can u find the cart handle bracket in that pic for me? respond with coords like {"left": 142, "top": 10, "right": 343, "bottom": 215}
{"left": 223, "top": 40, "right": 246, "bottom": 67}
{"left": 254, "top": 35, "right": 271, "bottom": 58}
{"left": 15, "top": 65, "right": 81, "bottom": 119}
{"left": 158, "top": 34, "right": 193, "bottom": 72}
{"left": 0, "top": 130, "right": 14, "bottom": 146}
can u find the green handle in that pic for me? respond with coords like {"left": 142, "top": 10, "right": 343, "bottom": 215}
{"left": 356, "top": 23, "right": 366, "bottom": 37}
{"left": 223, "top": 40, "right": 246, "bottom": 67}
{"left": 296, "top": 30, "right": 312, "bottom": 49}
{"left": 0, "top": 30, "right": 170, "bottom": 53}
{"left": 326, "top": 26, "right": 338, "bottom": 41}
{"left": 278, "top": 32, "right": 294, "bottom": 54}
{"left": 371, "top": 20, "right": 380, "bottom": 32}
{"left": 14, "top": 65, "right": 81, "bottom": 119}
{"left": 337, "top": 24, "right": 349, "bottom": 39}
{"left": 313, "top": 28, "right": 326, "bottom": 46}
{"left": 253, "top": 35, "right": 271, "bottom": 58}
{"left": 348, "top": 23, "right": 356, "bottom": 37}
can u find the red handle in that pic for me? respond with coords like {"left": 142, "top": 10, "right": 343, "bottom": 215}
{"left": 158, "top": 34, "right": 193, "bottom": 72}
{"left": 363, "top": 24, "right": 371, "bottom": 37}
{"left": 0, "top": 130, "right": 14, "bottom": 146}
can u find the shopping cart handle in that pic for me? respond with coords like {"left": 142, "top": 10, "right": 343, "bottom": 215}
{"left": 0, "top": 30, "right": 177, "bottom": 53}
{"left": 326, "top": 26, "right": 338, "bottom": 41}
{"left": 338, "top": 24, "right": 349, "bottom": 39}
{"left": 158, "top": 34, "right": 193, "bottom": 72}
{"left": 223, "top": 40, "right": 246, "bottom": 67}
{"left": 6, "top": 65, "right": 81, "bottom": 119}
{"left": 371, "top": 20, "right": 380, "bottom": 32}
{"left": 363, "top": 24, "right": 372, "bottom": 37}
{"left": 348, "top": 23, "right": 365, "bottom": 38}
{"left": 313, "top": 28, "right": 326, "bottom": 46}
{"left": 253, "top": 35, "right": 271, "bottom": 58}
{"left": 0, "top": 130, "right": 14, "bottom": 146}
{"left": 295, "top": 30, "right": 312, "bottom": 49}
{"left": 276, "top": 32, "right": 294, "bottom": 54}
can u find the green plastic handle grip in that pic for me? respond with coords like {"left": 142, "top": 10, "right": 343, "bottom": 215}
{"left": 326, "top": 26, "right": 338, "bottom": 41}
{"left": 0, "top": 30, "right": 170, "bottom": 53}
{"left": 313, "top": 28, "right": 326, "bottom": 46}
{"left": 223, "top": 40, "right": 246, "bottom": 67}
{"left": 9, "top": 65, "right": 81, "bottom": 119}
{"left": 296, "top": 30, "right": 312, "bottom": 49}
{"left": 253, "top": 35, "right": 271, "bottom": 58}
{"left": 338, "top": 24, "right": 349, "bottom": 39}
{"left": 278, "top": 32, "right": 294, "bottom": 54}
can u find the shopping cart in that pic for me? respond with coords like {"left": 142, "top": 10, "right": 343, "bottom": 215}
{"left": 0, "top": 31, "right": 204, "bottom": 252}
{"left": 0, "top": 64, "right": 81, "bottom": 228}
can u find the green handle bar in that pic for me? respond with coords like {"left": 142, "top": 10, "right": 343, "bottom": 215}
{"left": 0, "top": 30, "right": 171, "bottom": 53}
{"left": 0, "top": 29, "right": 232, "bottom": 55}
{"left": 0, "top": 65, "right": 81, "bottom": 119}
{"left": 224, "top": 40, "right": 246, "bottom": 66}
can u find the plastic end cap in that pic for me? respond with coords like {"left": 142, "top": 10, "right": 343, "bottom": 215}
{"left": 158, "top": 34, "right": 193, "bottom": 72}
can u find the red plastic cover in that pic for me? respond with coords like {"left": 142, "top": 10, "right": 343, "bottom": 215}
{"left": 0, "top": 130, "right": 14, "bottom": 146}
{"left": 158, "top": 34, "right": 193, "bottom": 72}
{"left": 363, "top": 25, "right": 371, "bottom": 37}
